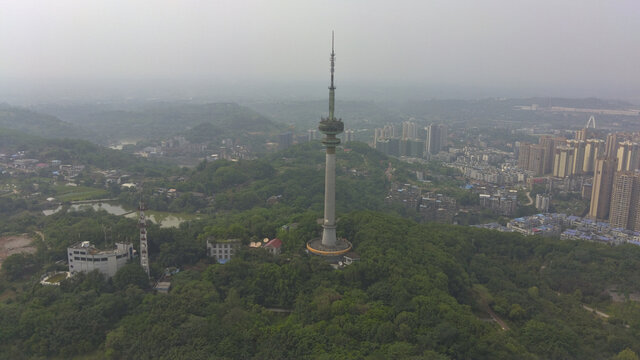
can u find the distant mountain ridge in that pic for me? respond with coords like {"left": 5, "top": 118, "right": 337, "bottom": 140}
{"left": 34, "top": 102, "right": 284, "bottom": 143}
{"left": 0, "top": 104, "right": 94, "bottom": 140}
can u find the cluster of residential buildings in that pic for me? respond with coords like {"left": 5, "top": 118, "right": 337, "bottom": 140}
{"left": 211, "top": 142, "right": 255, "bottom": 161}
{"left": 560, "top": 215, "right": 640, "bottom": 244}
{"left": 136, "top": 135, "right": 209, "bottom": 158}
{"left": 0, "top": 153, "right": 86, "bottom": 181}
{"left": 505, "top": 213, "right": 566, "bottom": 236}
{"left": 477, "top": 188, "right": 518, "bottom": 216}
{"left": 135, "top": 136, "right": 255, "bottom": 162}
{"left": 160, "top": 136, "right": 208, "bottom": 155}
{"left": 373, "top": 122, "right": 448, "bottom": 159}
{"left": 511, "top": 118, "right": 640, "bottom": 232}
{"left": 385, "top": 183, "right": 457, "bottom": 223}
{"left": 448, "top": 154, "right": 528, "bottom": 186}
{"left": 475, "top": 213, "right": 640, "bottom": 245}
{"left": 517, "top": 135, "right": 639, "bottom": 181}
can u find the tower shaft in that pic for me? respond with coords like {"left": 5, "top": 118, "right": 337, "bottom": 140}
{"left": 321, "top": 146, "right": 337, "bottom": 246}
{"left": 139, "top": 201, "right": 150, "bottom": 277}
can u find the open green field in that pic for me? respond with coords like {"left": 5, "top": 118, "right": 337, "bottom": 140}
{"left": 53, "top": 184, "right": 109, "bottom": 201}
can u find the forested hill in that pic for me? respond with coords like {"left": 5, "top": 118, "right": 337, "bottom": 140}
{"left": 0, "top": 127, "right": 173, "bottom": 173}
{"left": 146, "top": 141, "right": 414, "bottom": 214}
{"left": 35, "top": 102, "right": 285, "bottom": 143}
{"left": 3, "top": 210, "right": 640, "bottom": 358}
{"left": 0, "top": 104, "right": 94, "bottom": 140}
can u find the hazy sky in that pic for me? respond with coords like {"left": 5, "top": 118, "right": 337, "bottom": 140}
{"left": 2, "top": 0, "right": 640, "bottom": 100}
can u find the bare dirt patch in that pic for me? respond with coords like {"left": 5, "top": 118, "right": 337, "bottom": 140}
{"left": 0, "top": 234, "right": 37, "bottom": 266}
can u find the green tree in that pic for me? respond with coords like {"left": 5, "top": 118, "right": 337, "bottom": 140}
{"left": 614, "top": 349, "right": 640, "bottom": 360}
{"left": 113, "top": 263, "right": 150, "bottom": 290}
{"left": 2, "top": 253, "right": 39, "bottom": 280}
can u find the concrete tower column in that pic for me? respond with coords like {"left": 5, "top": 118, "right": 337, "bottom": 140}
{"left": 322, "top": 147, "right": 337, "bottom": 247}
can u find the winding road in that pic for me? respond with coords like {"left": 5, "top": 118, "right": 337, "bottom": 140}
{"left": 525, "top": 191, "right": 533, "bottom": 206}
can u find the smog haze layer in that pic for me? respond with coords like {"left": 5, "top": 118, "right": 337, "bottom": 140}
{"left": 2, "top": 0, "right": 639, "bottom": 103}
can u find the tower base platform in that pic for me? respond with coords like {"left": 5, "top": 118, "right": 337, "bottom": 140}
{"left": 306, "top": 237, "right": 352, "bottom": 257}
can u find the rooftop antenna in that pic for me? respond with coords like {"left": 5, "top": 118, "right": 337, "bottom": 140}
{"left": 328, "top": 30, "right": 336, "bottom": 121}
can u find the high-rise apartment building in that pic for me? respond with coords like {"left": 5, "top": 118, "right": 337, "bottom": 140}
{"left": 553, "top": 145, "right": 574, "bottom": 178}
{"left": 426, "top": 124, "right": 447, "bottom": 155}
{"left": 589, "top": 157, "right": 618, "bottom": 220}
{"left": 616, "top": 141, "right": 640, "bottom": 172}
{"left": 518, "top": 142, "right": 531, "bottom": 169}
{"left": 374, "top": 124, "right": 397, "bottom": 144}
{"left": 609, "top": 172, "right": 640, "bottom": 231}
{"left": 528, "top": 144, "right": 546, "bottom": 176}
{"left": 344, "top": 129, "right": 355, "bottom": 143}
{"left": 402, "top": 121, "right": 418, "bottom": 140}
{"left": 605, "top": 133, "right": 629, "bottom": 159}
{"left": 278, "top": 132, "right": 293, "bottom": 150}
{"left": 308, "top": 129, "right": 317, "bottom": 142}
{"left": 568, "top": 140, "right": 586, "bottom": 175}
{"left": 539, "top": 136, "right": 565, "bottom": 175}
{"left": 583, "top": 139, "right": 604, "bottom": 173}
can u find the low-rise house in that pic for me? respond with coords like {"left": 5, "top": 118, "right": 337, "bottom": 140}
{"left": 264, "top": 238, "right": 282, "bottom": 255}
{"left": 206, "top": 238, "right": 241, "bottom": 263}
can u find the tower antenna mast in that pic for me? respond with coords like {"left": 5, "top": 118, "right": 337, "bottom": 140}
{"left": 328, "top": 31, "right": 336, "bottom": 121}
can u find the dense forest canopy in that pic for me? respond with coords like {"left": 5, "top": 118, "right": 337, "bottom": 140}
{"left": 2, "top": 208, "right": 640, "bottom": 359}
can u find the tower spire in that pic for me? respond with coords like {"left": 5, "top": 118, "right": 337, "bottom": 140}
{"left": 329, "top": 30, "right": 336, "bottom": 121}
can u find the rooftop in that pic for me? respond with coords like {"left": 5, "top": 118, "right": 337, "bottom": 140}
{"left": 69, "top": 241, "right": 130, "bottom": 255}
{"left": 264, "top": 238, "right": 282, "bottom": 249}
{"left": 207, "top": 238, "right": 241, "bottom": 244}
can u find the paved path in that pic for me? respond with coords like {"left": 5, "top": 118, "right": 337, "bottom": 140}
{"left": 265, "top": 308, "right": 294, "bottom": 313}
{"left": 71, "top": 198, "right": 118, "bottom": 204}
{"left": 582, "top": 305, "right": 610, "bottom": 319}
{"left": 487, "top": 307, "right": 510, "bottom": 330}
{"left": 525, "top": 191, "right": 534, "bottom": 206}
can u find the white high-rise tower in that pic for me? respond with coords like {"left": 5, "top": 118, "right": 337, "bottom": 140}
{"left": 307, "top": 32, "right": 352, "bottom": 258}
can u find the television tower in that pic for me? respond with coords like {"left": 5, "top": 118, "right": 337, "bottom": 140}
{"left": 138, "top": 200, "right": 150, "bottom": 277}
{"left": 307, "top": 32, "right": 352, "bottom": 257}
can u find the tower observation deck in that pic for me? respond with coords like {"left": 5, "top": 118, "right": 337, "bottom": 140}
{"left": 307, "top": 32, "right": 352, "bottom": 257}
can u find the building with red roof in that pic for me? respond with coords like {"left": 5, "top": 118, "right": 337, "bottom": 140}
{"left": 264, "top": 238, "right": 282, "bottom": 255}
